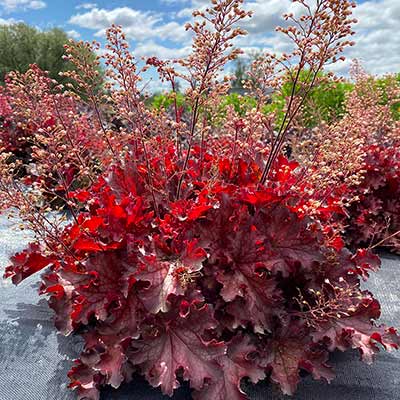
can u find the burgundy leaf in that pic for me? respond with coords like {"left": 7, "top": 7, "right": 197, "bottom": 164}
{"left": 135, "top": 255, "right": 186, "bottom": 313}
{"left": 267, "top": 340, "right": 304, "bottom": 396}
{"left": 131, "top": 303, "right": 226, "bottom": 396}
{"left": 312, "top": 295, "right": 400, "bottom": 364}
{"left": 193, "top": 334, "right": 265, "bottom": 400}
{"left": 4, "top": 242, "right": 56, "bottom": 284}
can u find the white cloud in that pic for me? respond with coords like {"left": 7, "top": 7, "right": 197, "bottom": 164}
{"left": 239, "top": 0, "right": 400, "bottom": 75}
{"left": 160, "top": 0, "right": 190, "bottom": 4}
{"left": 176, "top": 0, "right": 208, "bottom": 18}
{"left": 76, "top": 2, "right": 97, "bottom": 10}
{"left": 0, "top": 0, "right": 46, "bottom": 12}
{"left": 69, "top": 6, "right": 191, "bottom": 44}
{"left": 154, "top": 21, "right": 191, "bottom": 43}
{"left": 0, "top": 16, "right": 18, "bottom": 24}
{"left": 134, "top": 40, "right": 191, "bottom": 59}
{"left": 354, "top": 0, "right": 400, "bottom": 30}
{"left": 236, "top": 0, "right": 400, "bottom": 76}
{"left": 242, "top": 0, "right": 293, "bottom": 34}
{"left": 344, "top": 0, "right": 400, "bottom": 75}
{"left": 70, "top": 7, "right": 159, "bottom": 41}
{"left": 66, "top": 29, "right": 81, "bottom": 40}
{"left": 68, "top": 0, "right": 400, "bottom": 76}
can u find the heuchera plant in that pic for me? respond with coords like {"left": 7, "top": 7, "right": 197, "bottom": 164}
{"left": 1, "top": 1, "right": 399, "bottom": 399}
{"left": 341, "top": 64, "right": 400, "bottom": 252}
{"left": 6, "top": 146, "right": 400, "bottom": 400}
{"left": 345, "top": 144, "right": 400, "bottom": 252}
{"left": 0, "top": 65, "right": 110, "bottom": 210}
{"left": 289, "top": 60, "right": 400, "bottom": 253}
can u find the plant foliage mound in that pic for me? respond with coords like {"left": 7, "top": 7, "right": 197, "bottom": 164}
{"left": 341, "top": 66, "right": 400, "bottom": 253}
{"left": 1, "top": 1, "right": 399, "bottom": 399}
{"left": 345, "top": 143, "right": 400, "bottom": 252}
{"left": 5, "top": 148, "right": 399, "bottom": 399}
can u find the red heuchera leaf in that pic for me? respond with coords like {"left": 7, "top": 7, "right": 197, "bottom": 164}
{"left": 68, "top": 361, "right": 101, "bottom": 400}
{"left": 202, "top": 196, "right": 323, "bottom": 276}
{"left": 239, "top": 189, "right": 277, "bottom": 206}
{"left": 40, "top": 272, "right": 75, "bottom": 335}
{"left": 187, "top": 204, "right": 213, "bottom": 220}
{"left": 345, "top": 145, "right": 400, "bottom": 253}
{"left": 131, "top": 303, "right": 226, "bottom": 396}
{"left": 4, "top": 242, "right": 56, "bottom": 284}
{"left": 62, "top": 253, "right": 126, "bottom": 326}
{"left": 219, "top": 272, "right": 279, "bottom": 333}
{"left": 212, "top": 212, "right": 281, "bottom": 332}
{"left": 252, "top": 206, "right": 324, "bottom": 275}
{"left": 73, "top": 237, "right": 104, "bottom": 252}
{"left": 261, "top": 324, "right": 334, "bottom": 396}
{"left": 68, "top": 333, "right": 131, "bottom": 400}
{"left": 134, "top": 238, "right": 206, "bottom": 313}
{"left": 182, "top": 239, "right": 207, "bottom": 266}
{"left": 135, "top": 255, "right": 187, "bottom": 313}
{"left": 300, "top": 345, "right": 335, "bottom": 384}
{"left": 98, "top": 291, "right": 142, "bottom": 340}
{"left": 68, "top": 189, "right": 91, "bottom": 203}
{"left": 81, "top": 334, "right": 127, "bottom": 388}
{"left": 81, "top": 216, "right": 104, "bottom": 232}
{"left": 268, "top": 340, "right": 304, "bottom": 395}
{"left": 273, "top": 154, "right": 299, "bottom": 184}
{"left": 193, "top": 334, "right": 265, "bottom": 400}
{"left": 351, "top": 248, "right": 381, "bottom": 280}
{"left": 312, "top": 294, "right": 400, "bottom": 364}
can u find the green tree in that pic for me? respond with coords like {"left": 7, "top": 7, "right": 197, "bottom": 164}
{"left": 263, "top": 71, "right": 354, "bottom": 128}
{"left": 0, "top": 23, "right": 100, "bottom": 85}
{"left": 230, "top": 52, "right": 261, "bottom": 90}
{"left": 231, "top": 57, "right": 247, "bottom": 89}
{"left": 375, "top": 73, "right": 400, "bottom": 121}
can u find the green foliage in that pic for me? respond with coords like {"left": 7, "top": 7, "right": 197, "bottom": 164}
{"left": 0, "top": 23, "right": 100, "bottom": 85}
{"left": 302, "top": 80, "right": 353, "bottom": 126}
{"left": 220, "top": 93, "right": 257, "bottom": 116}
{"left": 148, "top": 72, "right": 400, "bottom": 126}
{"left": 150, "top": 92, "right": 185, "bottom": 110}
{"left": 263, "top": 72, "right": 353, "bottom": 128}
{"left": 375, "top": 74, "right": 400, "bottom": 121}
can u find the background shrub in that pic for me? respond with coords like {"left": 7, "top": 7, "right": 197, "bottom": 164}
{"left": 0, "top": 23, "right": 102, "bottom": 86}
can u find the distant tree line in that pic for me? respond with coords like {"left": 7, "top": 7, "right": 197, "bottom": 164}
{"left": 0, "top": 23, "right": 100, "bottom": 86}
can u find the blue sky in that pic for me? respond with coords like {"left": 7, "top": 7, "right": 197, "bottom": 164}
{"left": 0, "top": 1, "right": 187, "bottom": 41}
{"left": 0, "top": 0, "right": 399, "bottom": 78}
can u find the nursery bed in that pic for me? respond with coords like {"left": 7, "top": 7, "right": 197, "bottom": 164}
{"left": 1, "top": 214, "right": 399, "bottom": 400}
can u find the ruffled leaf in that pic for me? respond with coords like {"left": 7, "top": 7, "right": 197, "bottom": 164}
{"left": 131, "top": 303, "right": 226, "bottom": 396}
